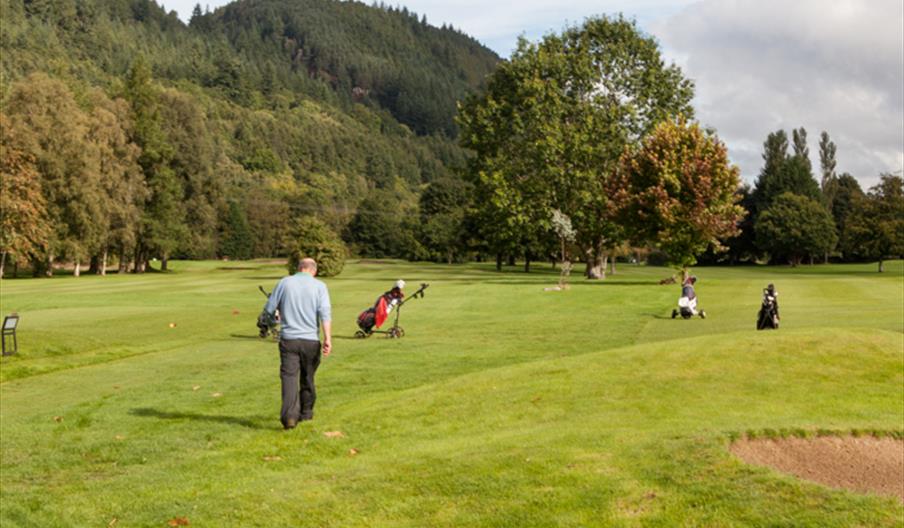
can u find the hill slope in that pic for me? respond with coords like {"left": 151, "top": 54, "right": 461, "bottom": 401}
{"left": 0, "top": 0, "right": 499, "bottom": 261}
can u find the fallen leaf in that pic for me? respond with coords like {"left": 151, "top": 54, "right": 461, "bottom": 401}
{"left": 167, "top": 517, "right": 190, "bottom": 527}
{"left": 348, "top": 448, "right": 359, "bottom": 456}
{"left": 231, "top": 309, "right": 240, "bottom": 316}
{"left": 53, "top": 416, "right": 63, "bottom": 423}
{"left": 108, "top": 518, "right": 117, "bottom": 527}
{"left": 211, "top": 392, "right": 222, "bottom": 398}
{"left": 114, "top": 435, "right": 125, "bottom": 441}
{"left": 168, "top": 323, "right": 177, "bottom": 328}
{"left": 191, "top": 385, "right": 201, "bottom": 391}
{"left": 113, "top": 386, "right": 120, "bottom": 390}
{"left": 323, "top": 431, "right": 345, "bottom": 438}
{"left": 262, "top": 455, "right": 282, "bottom": 462}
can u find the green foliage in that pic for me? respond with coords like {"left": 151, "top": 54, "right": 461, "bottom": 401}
{"left": 219, "top": 200, "right": 253, "bottom": 260}
{"left": 831, "top": 173, "right": 865, "bottom": 243}
{"left": 344, "top": 190, "right": 415, "bottom": 259}
{"left": 755, "top": 192, "right": 838, "bottom": 266}
{"left": 286, "top": 217, "right": 347, "bottom": 277}
{"left": 753, "top": 129, "right": 821, "bottom": 213}
{"left": 612, "top": 119, "right": 745, "bottom": 270}
{"left": 415, "top": 177, "right": 470, "bottom": 263}
{"left": 842, "top": 174, "right": 904, "bottom": 271}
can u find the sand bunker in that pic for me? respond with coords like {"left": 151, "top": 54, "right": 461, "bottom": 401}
{"left": 731, "top": 435, "right": 904, "bottom": 502}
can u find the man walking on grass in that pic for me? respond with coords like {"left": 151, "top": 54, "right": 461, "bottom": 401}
{"left": 261, "top": 257, "right": 332, "bottom": 429}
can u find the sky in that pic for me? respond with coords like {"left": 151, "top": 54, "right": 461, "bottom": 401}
{"left": 165, "top": 0, "right": 904, "bottom": 187}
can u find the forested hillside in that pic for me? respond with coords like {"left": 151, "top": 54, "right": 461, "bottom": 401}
{"left": 0, "top": 0, "right": 499, "bottom": 274}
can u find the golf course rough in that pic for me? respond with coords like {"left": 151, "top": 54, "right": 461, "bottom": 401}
{"left": 1, "top": 259, "right": 902, "bottom": 527}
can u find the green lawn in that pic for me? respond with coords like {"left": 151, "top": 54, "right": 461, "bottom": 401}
{"left": 1, "top": 260, "right": 902, "bottom": 527}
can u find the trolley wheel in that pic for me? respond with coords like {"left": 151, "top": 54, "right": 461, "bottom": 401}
{"left": 388, "top": 327, "right": 403, "bottom": 339}
{"left": 699, "top": 310, "right": 706, "bottom": 319}
{"left": 354, "top": 330, "right": 367, "bottom": 339}
{"left": 671, "top": 309, "right": 678, "bottom": 319}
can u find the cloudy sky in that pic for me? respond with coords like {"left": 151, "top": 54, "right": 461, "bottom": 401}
{"left": 167, "top": 0, "right": 903, "bottom": 187}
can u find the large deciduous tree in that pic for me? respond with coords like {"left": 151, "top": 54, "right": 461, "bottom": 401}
{"left": 842, "top": 174, "right": 904, "bottom": 272}
{"left": 0, "top": 114, "right": 51, "bottom": 277}
{"left": 755, "top": 192, "right": 838, "bottom": 267}
{"left": 4, "top": 74, "right": 107, "bottom": 277}
{"left": 611, "top": 119, "right": 744, "bottom": 276}
{"left": 458, "top": 15, "right": 694, "bottom": 278}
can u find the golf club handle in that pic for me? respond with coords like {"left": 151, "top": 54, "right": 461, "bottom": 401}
{"left": 399, "top": 283, "right": 429, "bottom": 306}
{"left": 259, "top": 285, "right": 270, "bottom": 298}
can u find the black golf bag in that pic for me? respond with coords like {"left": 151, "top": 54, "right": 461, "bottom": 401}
{"left": 757, "top": 288, "right": 779, "bottom": 330}
{"left": 257, "top": 286, "right": 280, "bottom": 339}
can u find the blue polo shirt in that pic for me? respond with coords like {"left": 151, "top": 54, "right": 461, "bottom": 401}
{"left": 263, "top": 272, "right": 331, "bottom": 341}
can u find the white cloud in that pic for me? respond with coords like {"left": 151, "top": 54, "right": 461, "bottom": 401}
{"left": 654, "top": 0, "right": 904, "bottom": 187}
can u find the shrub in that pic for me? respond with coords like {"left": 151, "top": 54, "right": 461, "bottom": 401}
{"left": 285, "top": 218, "right": 347, "bottom": 277}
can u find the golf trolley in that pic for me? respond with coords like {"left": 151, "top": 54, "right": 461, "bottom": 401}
{"left": 756, "top": 286, "right": 779, "bottom": 330}
{"left": 256, "top": 285, "right": 280, "bottom": 340}
{"left": 355, "top": 283, "right": 429, "bottom": 339}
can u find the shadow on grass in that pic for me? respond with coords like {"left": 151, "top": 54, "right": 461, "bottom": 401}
{"left": 130, "top": 407, "right": 272, "bottom": 430}
{"left": 230, "top": 333, "right": 273, "bottom": 341}
{"left": 643, "top": 313, "right": 674, "bottom": 320}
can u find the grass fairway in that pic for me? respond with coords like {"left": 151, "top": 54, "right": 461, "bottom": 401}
{"left": 1, "top": 260, "right": 902, "bottom": 527}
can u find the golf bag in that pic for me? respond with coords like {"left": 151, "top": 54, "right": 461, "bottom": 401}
{"left": 757, "top": 287, "right": 779, "bottom": 330}
{"left": 672, "top": 277, "right": 706, "bottom": 319}
{"left": 257, "top": 286, "right": 280, "bottom": 339}
{"left": 355, "top": 281, "right": 428, "bottom": 338}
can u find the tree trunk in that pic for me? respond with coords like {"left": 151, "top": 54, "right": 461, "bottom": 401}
{"left": 879, "top": 259, "right": 884, "bottom": 273}
{"left": 118, "top": 246, "right": 128, "bottom": 273}
{"left": 495, "top": 253, "right": 502, "bottom": 272}
{"left": 824, "top": 251, "right": 829, "bottom": 264}
{"left": 161, "top": 255, "right": 168, "bottom": 271}
{"left": 100, "top": 248, "right": 107, "bottom": 276}
{"left": 790, "top": 256, "right": 800, "bottom": 268}
{"left": 585, "top": 242, "right": 606, "bottom": 280}
{"left": 45, "top": 255, "right": 54, "bottom": 277}
{"left": 73, "top": 260, "right": 81, "bottom": 277}
{"left": 808, "top": 255, "right": 814, "bottom": 265}
{"left": 446, "top": 249, "right": 452, "bottom": 265}
{"left": 681, "top": 268, "right": 689, "bottom": 283}
{"left": 89, "top": 255, "right": 100, "bottom": 274}
{"left": 610, "top": 258, "right": 617, "bottom": 275}
{"left": 0, "top": 251, "right": 6, "bottom": 279}
{"left": 507, "top": 254, "right": 516, "bottom": 266}
{"left": 12, "top": 260, "right": 17, "bottom": 278}
{"left": 524, "top": 256, "right": 531, "bottom": 273}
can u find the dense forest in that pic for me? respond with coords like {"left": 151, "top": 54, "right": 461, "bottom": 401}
{"left": 0, "top": 0, "right": 498, "bottom": 275}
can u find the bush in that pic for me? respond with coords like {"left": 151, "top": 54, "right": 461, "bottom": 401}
{"left": 285, "top": 218, "right": 347, "bottom": 277}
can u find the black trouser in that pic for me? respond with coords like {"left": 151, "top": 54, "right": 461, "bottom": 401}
{"left": 279, "top": 339, "right": 321, "bottom": 425}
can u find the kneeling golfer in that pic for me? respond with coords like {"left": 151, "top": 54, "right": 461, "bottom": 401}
{"left": 261, "top": 258, "right": 332, "bottom": 429}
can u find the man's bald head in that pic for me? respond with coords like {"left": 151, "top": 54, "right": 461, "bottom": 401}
{"left": 298, "top": 258, "right": 318, "bottom": 274}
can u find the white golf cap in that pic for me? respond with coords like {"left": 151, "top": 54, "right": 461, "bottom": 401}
{"left": 395, "top": 279, "right": 406, "bottom": 290}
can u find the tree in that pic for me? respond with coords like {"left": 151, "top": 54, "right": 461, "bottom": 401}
{"left": 0, "top": 114, "right": 51, "bottom": 278}
{"left": 286, "top": 218, "right": 347, "bottom": 277}
{"left": 611, "top": 119, "right": 744, "bottom": 276}
{"left": 818, "top": 131, "right": 838, "bottom": 211}
{"left": 344, "top": 190, "right": 414, "bottom": 258}
{"left": 842, "top": 174, "right": 904, "bottom": 272}
{"left": 753, "top": 129, "right": 820, "bottom": 213}
{"left": 458, "top": 16, "right": 694, "bottom": 279}
{"left": 85, "top": 91, "right": 145, "bottom": 275}
{"left": 830, "top": 173, "right": 864, "bottom": 252}
{"left": 123, "top": 57, "right": 187, "bottom": 272}
{"left": 417, "top": 177, "right": 469, "bottom": 263}
{"left": 219, "top": 200, "right": 253, "bottom": 259}
{"left": 4, "top": 74, "right": 106, "bottom": 277}
{"left": 755, "top": 193, "right": 838, "bottom": 267}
